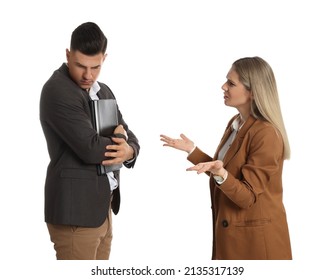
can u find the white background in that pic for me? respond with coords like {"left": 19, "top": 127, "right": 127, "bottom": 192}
{"left": 1, "top": 0, "right": 333, "bottom": 279}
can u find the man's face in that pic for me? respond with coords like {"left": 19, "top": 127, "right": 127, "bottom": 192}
{"left": 66, "top": 49, "right": 106, "bottom": 90}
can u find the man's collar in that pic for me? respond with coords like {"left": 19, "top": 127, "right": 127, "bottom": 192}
{"left": 88, "top": 81, "right": 100, "bottom": 99}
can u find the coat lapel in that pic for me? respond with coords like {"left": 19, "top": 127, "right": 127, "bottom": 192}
{"left": 214, "top": 115, "right": 257, "bottom": 166}
{"left": 213, "top": 114, "right": 239, "bottom": 160}
{"left": 96, "top": 82, "right": 107, "bottom": 99}
{"left": 213, "top": 124, "right": 234, "bottom": 160}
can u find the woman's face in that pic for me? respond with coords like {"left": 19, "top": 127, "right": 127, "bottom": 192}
{"left": 221, "top": 68, "right": 252, "bottom": 113}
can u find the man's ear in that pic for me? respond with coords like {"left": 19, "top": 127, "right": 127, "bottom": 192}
{"left": 66, "top": 48, "right": 70, "bottom": 62}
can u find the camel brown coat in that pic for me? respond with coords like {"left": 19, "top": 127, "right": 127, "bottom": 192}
{"left": 188, "top": 115, "right": 292, "bottom": 260}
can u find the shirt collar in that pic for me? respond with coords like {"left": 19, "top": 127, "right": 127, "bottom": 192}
{"left": 89, "top": 81, "right": 100, "bottom": 99}
{"left": 231, "top": 117, "right": 240, "bottom": 131}
{"left": 231, "top": 115, "right": 246, "bottom": 131}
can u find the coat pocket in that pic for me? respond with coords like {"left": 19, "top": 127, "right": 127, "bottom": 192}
{"left": 234, "top": 218, "right": 271, "bottom": 227}
{"left": 60, "top": 168, "right": 96, "bottom": 179}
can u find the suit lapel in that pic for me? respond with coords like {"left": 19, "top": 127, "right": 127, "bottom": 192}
{"left": 213, "top": 114, "right": 239, "bottom": 160}
{"left": 215, "top": 115, "right": 257, "bottom": 166}
{"left": 96, "top": 90, "right": 104, "bottom": 99}
{"left": 213, "top": 125, "right": 234, "bottom": 160}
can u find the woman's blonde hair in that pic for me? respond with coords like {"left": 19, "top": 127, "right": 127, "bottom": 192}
{"left": 232, "top": 56, "right": 290, "bottom": 159}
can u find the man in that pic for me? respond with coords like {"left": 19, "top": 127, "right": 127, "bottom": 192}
{"left": 40, "top": 22, "right": 140, "bottom": 260}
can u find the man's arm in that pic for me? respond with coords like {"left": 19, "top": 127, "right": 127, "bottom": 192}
{"left": 102, "top": 124, "right": 140, "bottom": 168}
{"left": 40, "top": 80, "right": 113, "bottom": 164}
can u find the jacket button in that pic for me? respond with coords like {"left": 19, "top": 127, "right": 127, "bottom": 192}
{"left": 222, "top": 220, "right": 229, "bottom": 227}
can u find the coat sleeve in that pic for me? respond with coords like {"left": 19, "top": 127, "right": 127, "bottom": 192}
{"left": 101, "top": 83, "right": 140, "bottom": 168}
{"left": 40, "top": 80, "right": 113, "bottom": 164}
{"left": 217, "top": 125, "right": 284, "bottom": 209}
{"left": 187, "top": 147, "right": 213, "bottom": 176}
{"left": 116, "top": 105, "right": 140, "bottom": 168}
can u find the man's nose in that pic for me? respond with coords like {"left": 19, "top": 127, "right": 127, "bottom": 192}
{"left": 83, "top": 68, "right": 92, "bottom": 79}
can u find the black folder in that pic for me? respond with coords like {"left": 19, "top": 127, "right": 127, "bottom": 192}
{"left": 90, "top": 99, "right": 122, "bottom": 175}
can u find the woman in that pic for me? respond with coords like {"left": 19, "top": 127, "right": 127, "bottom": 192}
{"left": 160, "top": 57, "right": 292, "bottom": 260}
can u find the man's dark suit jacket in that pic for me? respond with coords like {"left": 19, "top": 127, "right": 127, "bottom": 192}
{"left": 40, "top": 63, "right": 140, "bottom": 227}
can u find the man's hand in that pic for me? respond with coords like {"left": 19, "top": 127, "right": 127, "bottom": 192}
{"left": 113, "top": 124, "right": 128, "bottom": 140}
{"left": 102, "top": 125, "right": 134, "bottom": 166}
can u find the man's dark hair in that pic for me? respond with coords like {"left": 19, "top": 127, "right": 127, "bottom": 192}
{"left": 70, "top": 22, "right": 107, "bottom": 55}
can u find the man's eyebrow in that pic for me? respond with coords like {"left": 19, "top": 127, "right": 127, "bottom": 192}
{"left": 74, "top": 62, "right": 101, "bottom": 68}
{"left": 74, "top": 61, "right": 86, "bottom": 67}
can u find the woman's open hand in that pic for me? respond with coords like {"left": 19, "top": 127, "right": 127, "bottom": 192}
{"left": 160, "top": 133, "right": 195, "bottom": 153}
{"left": 186, "top": 160, "right": 225, "bottom": 175}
